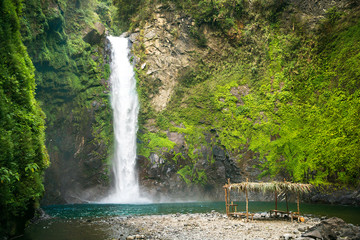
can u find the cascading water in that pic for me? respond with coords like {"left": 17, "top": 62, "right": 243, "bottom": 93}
{"left": 102, "top": 36, "right": 149, "bottom": 204}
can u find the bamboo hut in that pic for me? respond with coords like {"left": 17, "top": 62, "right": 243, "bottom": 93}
{"left": 223, "top": 179, "right": 312, "bottom": 222}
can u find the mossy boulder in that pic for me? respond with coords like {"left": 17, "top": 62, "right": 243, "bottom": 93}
{"left": 83, "top": 22, "right": 106, "bottom": 45}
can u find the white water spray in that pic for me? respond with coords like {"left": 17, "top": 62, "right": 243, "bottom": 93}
{"left": 102, "top": 36, "right": 149, "bottom": 204}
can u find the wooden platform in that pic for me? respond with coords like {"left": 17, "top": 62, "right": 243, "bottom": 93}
{"left": 230, "top": 212, "right": 254, "bottom": 221}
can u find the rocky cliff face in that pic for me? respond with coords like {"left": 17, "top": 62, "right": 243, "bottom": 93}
{"left": 130, "top": 11, "right": 195, "bottom": 112}
{"left": 130, "top": 0, "right": 360, "bottom": 201}
{"left": 130, "top": 4, "right": 264, "bottom": 201}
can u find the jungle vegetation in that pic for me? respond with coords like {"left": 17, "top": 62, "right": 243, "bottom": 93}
{"left": 0, "top": 0, "right": 49, "bottom": 236}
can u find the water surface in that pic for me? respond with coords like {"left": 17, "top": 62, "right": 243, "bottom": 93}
{"left": 20, "top": 201, "right": 360, "bottom": 240}
{"left": 43, "top": 201, "right": 360, "bottom": 224}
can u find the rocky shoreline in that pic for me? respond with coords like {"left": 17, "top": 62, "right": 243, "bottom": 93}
{"left": 306, "top": 188, "right": 360, "bottom": 206}
{"left": 102, "top": 212, "right": 360, "bottom": 240}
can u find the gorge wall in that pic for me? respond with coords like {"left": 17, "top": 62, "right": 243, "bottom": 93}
{"left": 130, "top": 0, "right": 360, "bottom": 201}
{"left": 20, "top": 0, "right": 115, "bottom": 204}
{"left": 14, "top": 0, "right": 360, "bottom": 206}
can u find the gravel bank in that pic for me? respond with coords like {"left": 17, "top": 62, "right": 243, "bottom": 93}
{"left": 108, "top": 212, "right": 322, "bottom": 240}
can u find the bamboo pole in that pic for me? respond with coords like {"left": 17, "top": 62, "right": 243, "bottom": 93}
{"left": 284, "top": 179, "right": 288, "bottom": 213}
{"left": 246, "top": 178, "right": 249, "bottom": 222}
{"left": 297, "top": 192, "right": 300, "bottom": 222}
{"left": 246, "top": 188, "right": 249, "bottom": 221}
{"left": 227, "top": 178, "right": 231, "bottom": 205}
{"left": 224, "top": 188, "right": 229, "bottom": 216}
{"left": 275, "top": 189, "right": 278, "bottom": 216}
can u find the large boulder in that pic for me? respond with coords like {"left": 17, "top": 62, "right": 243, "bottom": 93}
{"left": 302, "top": 217, "right": 360, "bottom": 240}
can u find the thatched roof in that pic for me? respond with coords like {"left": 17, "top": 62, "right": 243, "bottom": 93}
{"left": 224, "top": 181, "right": 312, "bottom": 194}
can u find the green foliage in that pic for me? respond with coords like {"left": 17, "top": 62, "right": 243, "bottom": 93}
{"left": 177, "top": 166, "right": 192, "bottom": 184}
{"left": 177, "top": 166, "right": 207, "bottom": 185}
{"left": 194, "top": 169, "right": 208, "bottom": 184}
{"left": 325, "top": 7, "right": 343, "bottom": 25}
{"left": 180, "top": 62, "right": 211, "bottom": 87}
{"left": 138, "top": 132, "right": 176, "bottom": 158}
{"left": 250, "top": 18, "right": 360, "bottom": 186}
{"left": 189, "top": 26, "right": 208, "bottom": 47}
{"left": 0, "top": 0, "right": 49, "bottom": 236}
{"left": 25, "top": 163, "right": 39, "bottom": 173}
{"left": 112, "top": 0, "right": 156, "bottom": 32}
{"left": 0, "top": 167, "right": 20, "bottom": 183}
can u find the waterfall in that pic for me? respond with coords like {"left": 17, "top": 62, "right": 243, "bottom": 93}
{"left": 102, "top": 36, "right": 148, "bottom": 204}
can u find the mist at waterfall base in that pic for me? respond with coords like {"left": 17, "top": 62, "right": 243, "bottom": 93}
{"left": 101, "top": 36, "right": 150, "bottom": 204}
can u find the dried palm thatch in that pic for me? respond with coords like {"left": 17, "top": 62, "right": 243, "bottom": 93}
{"left": 224, "top": 181, "right": 312, "bottom": 194}
{"left": 223, "top": 180, "right": 312, "bottom": 222}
